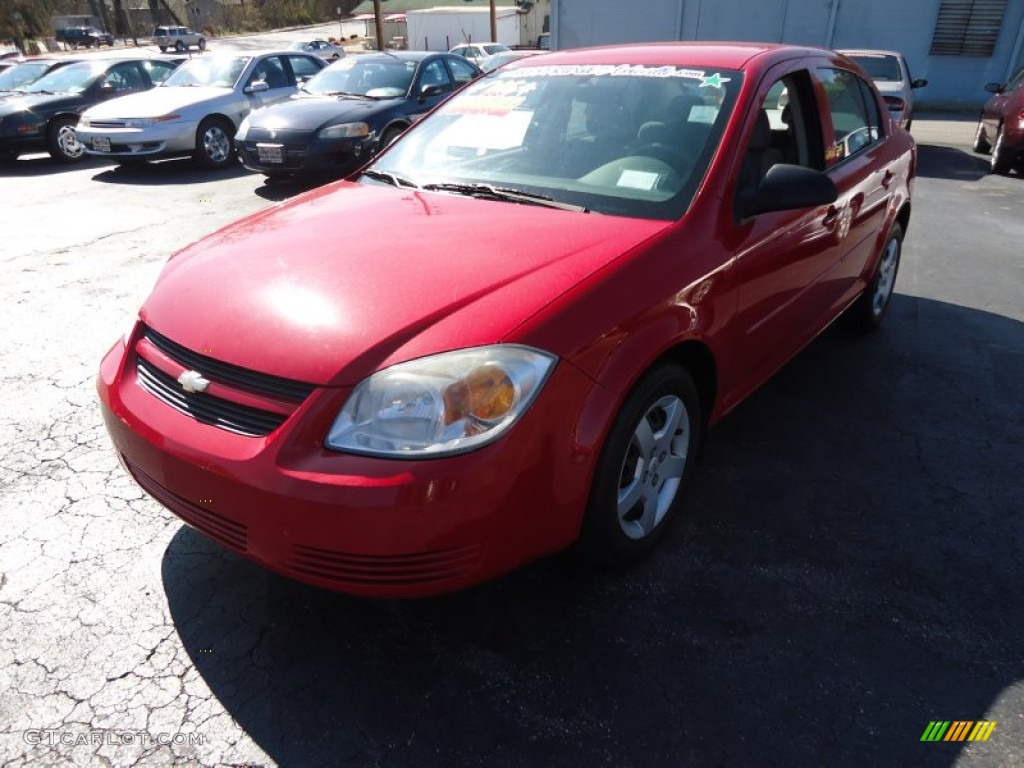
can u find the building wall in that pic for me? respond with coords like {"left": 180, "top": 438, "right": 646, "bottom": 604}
{"left": 552, "top": 0, "right": 1024, "bottom": 108}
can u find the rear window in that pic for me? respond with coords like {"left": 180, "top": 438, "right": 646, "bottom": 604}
{"left": 847, "top": 54, "right": 902, "bottom": 83}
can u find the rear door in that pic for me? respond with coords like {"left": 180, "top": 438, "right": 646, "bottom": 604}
{"left": 813, "top": 65, "right": 893, "bottom": 311}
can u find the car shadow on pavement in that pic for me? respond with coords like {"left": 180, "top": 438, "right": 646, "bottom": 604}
{"left": 0, "top": 154, "right": 117, "bottom": 176}
{"left": 253, "top": 173, "right": 347, "bottom": 202}
{"left": 90, "top": 159, "right": 254, "bottom": 185}
{"left": 161, "top": 295, "right": 1023, "bottom": 767}
{"left": 915, "top": 144, "right": 991, "bottom": 181}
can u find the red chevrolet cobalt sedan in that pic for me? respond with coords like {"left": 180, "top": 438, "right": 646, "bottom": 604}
{"left": 98, "top": 44, "right": 915, "bottom": 597}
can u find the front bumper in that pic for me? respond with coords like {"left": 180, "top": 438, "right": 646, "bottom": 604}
{"left": 77, "top": 120, "right": 198, "bottom": 159}
{"left": 97, "top": 329, "right": 595, "bottom": 598}
{"left": 237, "top": 133, "right": 372, "bottom": 176}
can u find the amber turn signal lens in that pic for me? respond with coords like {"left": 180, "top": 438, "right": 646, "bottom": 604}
{"left": 442, "top": 364, "right": 515, "bottom": 425}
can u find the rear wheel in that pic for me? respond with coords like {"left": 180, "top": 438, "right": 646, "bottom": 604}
{"left": 578, "top": 364, "right": 701, "bottom": 565}
{"left": 47, "top": 117, "right": 86, "bottom": 163}
{"left": 846, "top": 222, "right": 902, "bottom": 332}
{"left": 990, "top": 127, "right": 1014, "bottom": 175}
{"left": 159, "top": 46, "right": 167, "bottom": 52}
{"left": 175, "top": 40, "right": 184, "bottom": 52}
{"left": 193, "top": 117, "right": 235, "bottom": 169}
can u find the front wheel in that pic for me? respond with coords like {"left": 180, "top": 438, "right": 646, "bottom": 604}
{"left": 193, "top": 117, "right": 235, "bottom": 169}
{"left": 378, "top": 125, "right": 405, "bottom": 151}
{"left": 846, "top": 222, "right": 902, "bottom": 332}
{"left": 174, "top": 40, "right": 184, "bottom": 52}
{"left": 990, "top": 127, "right": 1014, "bottom": 175}
{"left": 972, "top": 119, "right": 991, "bottom": 154}
{"left": 47, "top": 117, "right": 86, "bottom": 163}
{"left": 578, "top": 364, "right": 701, "bottom": 565}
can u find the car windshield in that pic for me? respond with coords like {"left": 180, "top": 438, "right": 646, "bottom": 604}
{"left": 0, "top": 60, "right": 52, "bottom": 90}
{"left": 163, "top": 56, "right": 248, "bottom": 88}
{"left": 25, "top": 61, "right": 102, "bottom": 94}
{"left": 304, "top": 57, "right": 415, "bottom": 97}
{"left": 849, "top": 54, "right": 902, "bottom": 82}
{"left": 366, "top": 64, "right": 742, "bottom": 221}
{"left": 483, "top": 44, "right": 510, "bottom": 56}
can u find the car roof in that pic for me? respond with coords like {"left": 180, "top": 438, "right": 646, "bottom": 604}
{"left": 358, "top": 51, "right": 440, "bottom": 62}
{"left": 837, "top": 49, "right": 903, "bottom": 58}
{"left": 521, "top": 42, "right": 835, "bottom": 70}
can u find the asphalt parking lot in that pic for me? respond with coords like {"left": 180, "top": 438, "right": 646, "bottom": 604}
{"left": 0, "top": 110, "right": 1021, "bottom": 767}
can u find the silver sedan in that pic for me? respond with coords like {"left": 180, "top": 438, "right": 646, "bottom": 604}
{"left": 76, "top": 51, "right": 326, "bottom": 169}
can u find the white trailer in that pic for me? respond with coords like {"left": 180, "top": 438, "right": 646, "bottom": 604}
{"left": 407, "top": 7, "right": 521, "bottom": 52}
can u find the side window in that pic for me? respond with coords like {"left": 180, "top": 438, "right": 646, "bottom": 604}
{"left": 818, "top": 68, "right": 880, "bottom": 166}
{"left": 144, "top": 60, "right": 177, "bottom": 85}
{"left": 1006, "top": 67, "right": 1024, "bottom": 92}
{"left": 102, "top": 63, "right": 145, "bottom": 93}
{"left": 446, "top": 56, "right": 477, "bottom": 85}
{"left": 419, "top": 60, "right": 452, "bottom": 93}
{"left": 736, "top": 71, "right": 821, "bottom": 202}
{"left": 286, "top": 55, "right": 321, "bottom": 83}
{"left": 249, "top": 57, "right": 289, "bottom": 89}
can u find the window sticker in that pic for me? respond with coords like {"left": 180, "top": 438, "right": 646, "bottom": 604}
{"left": 444, "top": 79, "right": 537, "bottom": 116}
{"left": 617, "top": 170, "right": 661, "bottom": 190}
{"left": 436, "top": 111, "right": 534, "bottom": 150}
{"left": 499, "top": 64, "right": 731, "bottom": 87}
{"left": 689, "top": 105, "right": 718, "bottom": 124}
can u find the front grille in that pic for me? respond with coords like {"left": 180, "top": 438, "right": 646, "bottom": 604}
{"left": 143, "top": 326, "right": 314, "bottom": 401}
{"left": 125, "top": 457, "right": 248, "bottom": 553}
{"left": 284, "top": 542, "right": 484, "bottom": 586}
{"left": 137, "top": 357, "right": 287, "bottom": 437}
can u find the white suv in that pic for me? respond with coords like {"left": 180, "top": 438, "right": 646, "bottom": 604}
{"left": 153, "top": 25, "right": 206, "bottom": 52}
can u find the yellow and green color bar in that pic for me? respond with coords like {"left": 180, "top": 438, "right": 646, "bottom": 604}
{"left": 921, "top": 721, "right": 997, "bottom": 742}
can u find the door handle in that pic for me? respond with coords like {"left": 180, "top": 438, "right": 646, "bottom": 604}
{"left": 881, "top": 170, "right": 894, "bottom": 189}
{"left": 822, "top": 206, "right": 840, "bottom": 227}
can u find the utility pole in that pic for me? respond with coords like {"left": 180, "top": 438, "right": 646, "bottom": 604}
{"left": 373, "top": 0, "right": 384, "bottom": 51}
{"left": 490, "top": 0, "right": 497, "bottom": 42}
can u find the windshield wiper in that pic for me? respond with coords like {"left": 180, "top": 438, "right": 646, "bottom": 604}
{"left": 322, "top": 90, "right": 369, "bottom": 99}
{"left": 421, "top": 182, "right": 589, "bottom": 213}
{"left": 361, "top": 169, "right": 419, "bottom": 188}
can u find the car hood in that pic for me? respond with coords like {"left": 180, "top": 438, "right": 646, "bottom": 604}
{"left": 141, "top": 182, "right": 668, "bottom": 386}
{"left": 0, "top": 92, "right": 84, "bottom": 115}
{"left": 248, "top": 95, "right": 392, "bottom": 132}
{"left": 83, "top": 86, "right": 232, "bottom": 118}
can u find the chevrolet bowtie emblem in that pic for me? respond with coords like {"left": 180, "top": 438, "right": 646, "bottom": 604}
{"left": 178, "top": 370, "right": 210, "bottom": 393}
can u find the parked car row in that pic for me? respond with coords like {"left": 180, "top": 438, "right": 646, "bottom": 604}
{"left": 98, "top": 42, "right": 918, "bottom": 598}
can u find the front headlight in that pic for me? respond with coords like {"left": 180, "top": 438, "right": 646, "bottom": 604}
{"left": 318, "top": 122, "right": 370, "bottom": 139}
{"left": 325, "top": 345, "right": 557, "bottom": 458}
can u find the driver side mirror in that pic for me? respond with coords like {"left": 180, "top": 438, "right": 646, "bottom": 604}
{"left": 245, "top": 81, "right": 270, "bottom": 94}
{"left": 419, "top": 83, "right": 445, "bottom": 101}
{"left": 735, "top": 164, "right": 838, "bottom": 220}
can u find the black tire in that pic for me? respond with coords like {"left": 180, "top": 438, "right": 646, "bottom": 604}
{"left": 159, "top": 46, "right": 167, "bottom": 52}
{"left": 46, "top": 117, "right": 86, "bottom": 163}
{"left": 990, "top": 126, "right": 1014, "bottom": 175}
{"left": 174, "top": 40, "right": 184, "bottom": 52}
{"left": 379, "top": 126, "right": 405, "bottom": 151}
{"left": 846, "top": 222, "right": 903, "bottom": 332}
{"left": 578, "top": 363, "right": 701, "bottom": 566}
{"left": 198, "top": 38, "right": 207, "bottom": 52}
{"left": 193, "top": 116, "right": 235, "bottom": 169}
{"left": 972, "top": 119, "right": 991, "bottom": 154}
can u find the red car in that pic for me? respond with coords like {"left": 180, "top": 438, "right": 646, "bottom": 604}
{"left": 99, "top": 43, "right": 915, "bottom": 598}
{"left": 973, "top": 65, "right": 1024, "bottom": 175}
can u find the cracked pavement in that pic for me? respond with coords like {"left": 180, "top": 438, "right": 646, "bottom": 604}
{"left": 1, "top": 116, "right": 1022, "bottom": 767}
